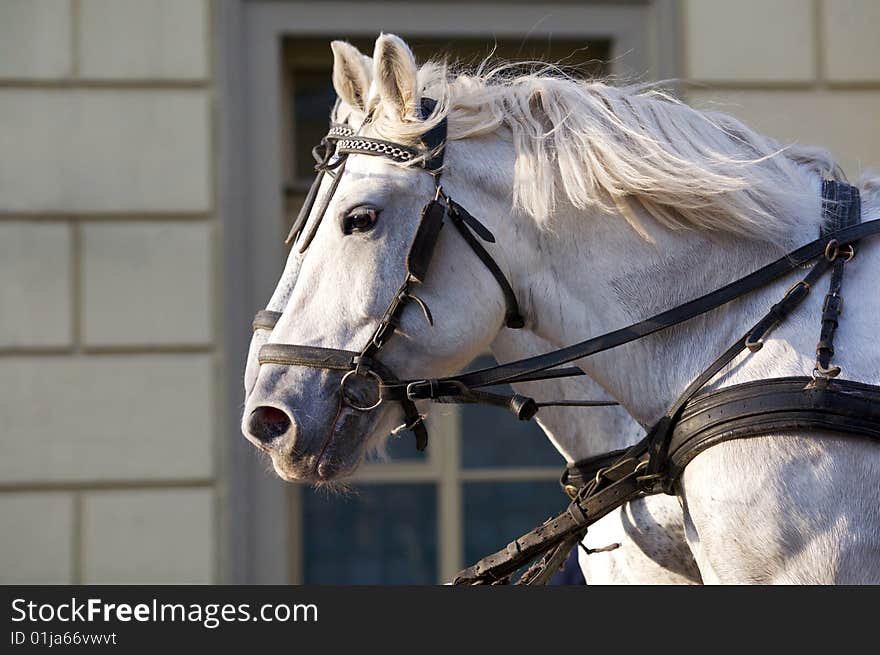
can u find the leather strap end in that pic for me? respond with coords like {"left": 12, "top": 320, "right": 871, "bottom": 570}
{"left": 509, "top": 394, "right": 538, "bottom": 421}
{"left": 412, "top": 421, "right": 428, "bottom": 451}
{"left": 505, "top": 312, "right": 526, "bottom": 329}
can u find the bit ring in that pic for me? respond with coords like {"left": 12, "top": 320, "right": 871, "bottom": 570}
{"left": 340, "top": 369, "right": 384, "bottom": 411}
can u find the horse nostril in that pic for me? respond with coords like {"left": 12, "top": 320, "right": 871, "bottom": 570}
{"left": 248, "top": 406, "right": 292, "bottom": 443}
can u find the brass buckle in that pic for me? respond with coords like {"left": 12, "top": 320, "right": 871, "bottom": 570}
{"left": 563, "top": 484, "right": 579, "bottom": 501}
{"left": 825, "top": 239, "right": 856, "bottom": 262}
{"left": 784, "top": 279, "right": 811, "bottom": 297}
{"left": 634, "top": 460, "right": 665, "bottom": 490}
{"left": 591, "top": 457, "right": 640, "bottom": 488}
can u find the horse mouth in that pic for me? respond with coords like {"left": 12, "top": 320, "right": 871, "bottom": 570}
{"left": 265, "top": 403, "right": 373, "bottom": 483}
{"left": 268, "top": 449, "right": 359, "bottom": 483}
{"left": 313, "top": 405, "right": 371, "bottom": 480}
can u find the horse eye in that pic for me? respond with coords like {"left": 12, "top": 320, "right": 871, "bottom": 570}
{"left": 343, "top": 208, "right": 379, "bottom": 234}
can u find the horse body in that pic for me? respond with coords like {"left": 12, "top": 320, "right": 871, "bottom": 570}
{"left": 243, "top": 34, "right": 880, "bottom": 583}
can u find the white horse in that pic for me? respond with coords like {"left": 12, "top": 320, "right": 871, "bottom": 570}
{"left": 243, "top": 35, "right": 880, "bottom": 584}
{"left": 243, "top": 42, "right": 699, "bottom": 585}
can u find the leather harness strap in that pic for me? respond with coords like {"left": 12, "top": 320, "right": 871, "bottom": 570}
{"left": 446, "top": 199, "right": 524, "bottom": 328}
{"left": 560, "top": 447, "right": 632, "bottom": 497}
{"left": 814, "top": 180, "right": 861, "bottom": 377}
{"left": 392, "top": 214, "right": 880, "bottom": 403}
{"left": 666, "top": 376, "right": 880, "bottom": 480}
{"left": 453, "top": 455, "right": 647, "bottom": 584}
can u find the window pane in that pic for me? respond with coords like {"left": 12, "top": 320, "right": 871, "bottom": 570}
{"left": 463, "top": 480, "right": 567, "bottom": 567}
{"left": 382, "top": 431, "right": 428, "bottom": 461}
{"left": 460, "top": 355, "right": 563, "bottom": 468}
{"left": 303, "top": 483, "right": 437, "bottom": 584}
{"left": 291, "top": 69, "right": 337, "bottom": 179}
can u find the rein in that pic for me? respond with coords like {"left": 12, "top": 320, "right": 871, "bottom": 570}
{"left": 254, "top": 99, "right": 880, "bottom": 584}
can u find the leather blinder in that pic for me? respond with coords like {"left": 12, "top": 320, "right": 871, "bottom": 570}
{"left": 406, "top": 200, "right": 446, "bottom": 284}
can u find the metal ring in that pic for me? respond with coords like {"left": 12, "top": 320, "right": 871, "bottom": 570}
{"left": 824, "top": 239, "right": 839, "bottom": 261}
{"left": 812, "top": 362, "right": 841, "bottom": 379}
{"left": 340, "top": 369, "right": 384, "bottom": 411}
{"left": 406, "top": 379, "right": 433, "bottom": 400}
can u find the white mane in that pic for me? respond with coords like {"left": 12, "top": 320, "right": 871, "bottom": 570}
{"left": 353, "top": 61, "right": 851, "bottom": 241}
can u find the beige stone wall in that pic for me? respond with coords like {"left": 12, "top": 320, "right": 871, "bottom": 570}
{"left": 0, "top": 0, "right": 217, "bottom": 583}
{"left": 683, "top": 0, "right": 880, "bottom": 178}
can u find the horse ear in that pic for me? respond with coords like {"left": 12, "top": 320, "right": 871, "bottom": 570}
{"left": 331, "top": 40, "right": 372, "bottom": 112}
{"left": 373, "top": 33, "right": 418, "bottom": 119}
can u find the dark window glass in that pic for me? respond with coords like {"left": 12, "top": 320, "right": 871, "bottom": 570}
{"left": 463, "top": 480, "right": 566, "bottom": 566}
{"left": 291, "top": 69, "right": 338, "bottom": 181}
{"left": 303, "top": 483, "right": 437, "bottom": 584}
{"left": 382, "top": 431, "right": 427, "bottom": 461}
{"left": 460, "top": 355, "right": 562, "bottom": 469}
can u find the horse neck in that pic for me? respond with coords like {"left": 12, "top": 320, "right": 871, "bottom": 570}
{"left": 504, "top": 173, "right": 830, "bottom": 426}
{"left": 490, "top": 330, "right": 643, "bottom": 463}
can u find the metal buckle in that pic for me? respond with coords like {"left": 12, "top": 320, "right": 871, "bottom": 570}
{"left": 824, "top": 239, "right": 856, "bottom": 262}
{"left": 406, "top": 379, "right": 432, "bottom": 400}
{"left": 822, "top": 293, "right": 842, "bottom": 314}
{"left": 590, "top": 457, "right": 638, "bottom": 488}
{"left": 370, "top": 322, "right": 395, "bottom": 350}
{"left": 784, "top": 279, "right": 811, "bottom": 297}
{"left": 563, "top": 484, "right": 579, "bottom": 501}
{"left": 340, "top": 369, "right": 384, "bottom": 411}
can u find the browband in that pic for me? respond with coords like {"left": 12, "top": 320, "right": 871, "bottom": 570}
{"left": 335, "top": 97, "right": 447, "bottom": 171}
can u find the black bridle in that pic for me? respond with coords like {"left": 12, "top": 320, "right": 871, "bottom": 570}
{"left": 254, "top": 98, "right": 880, "bottom": 584}
{"left": 256, "top": 98, "right": 528, "bottom": 451}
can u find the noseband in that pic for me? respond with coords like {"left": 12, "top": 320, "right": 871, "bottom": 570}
{"left": 255, "top": 98, "right": 525, "bottom": 450}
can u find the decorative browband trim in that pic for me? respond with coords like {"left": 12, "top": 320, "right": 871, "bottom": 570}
{"left": 336, "top": 137, "right": 422, "bottom": 164}
{"left": 327, "top": 124, "right": 356, "bottom": 140}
